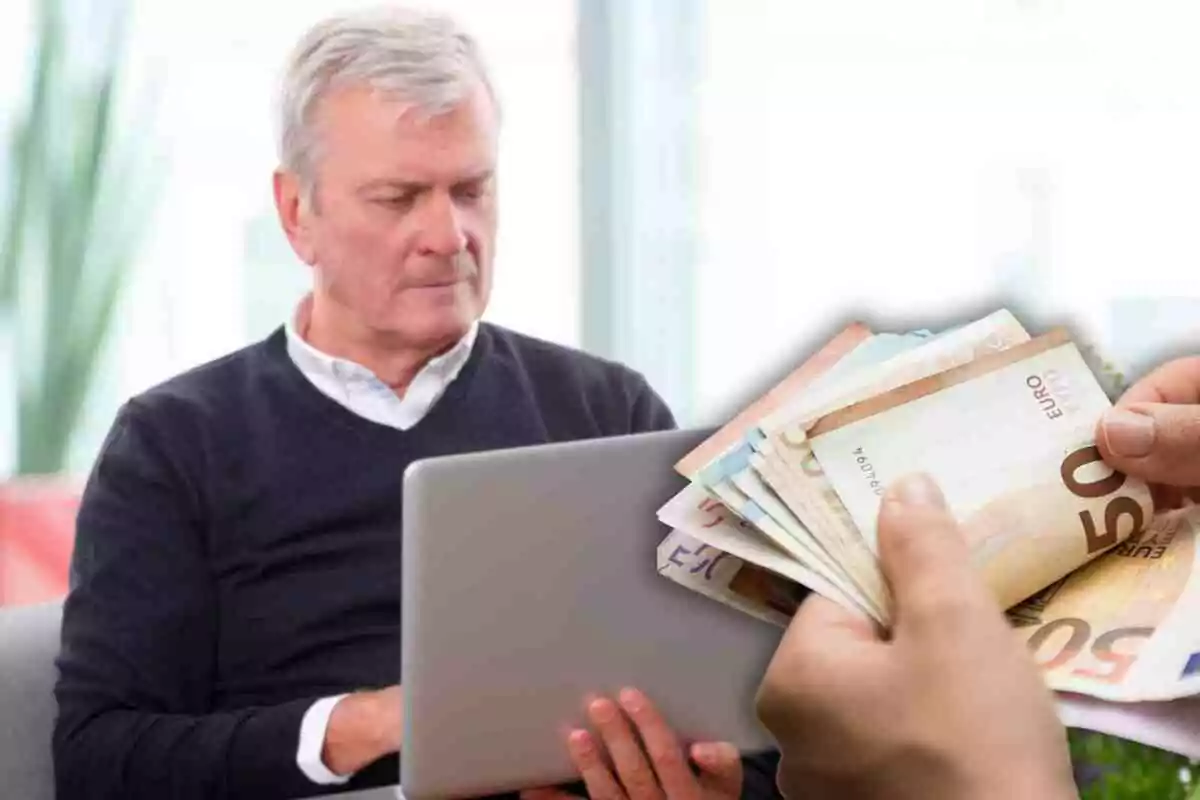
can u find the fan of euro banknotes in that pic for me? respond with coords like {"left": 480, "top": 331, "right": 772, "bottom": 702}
{"left": 656, "top": 309, "right": 1200, "bottom": 705}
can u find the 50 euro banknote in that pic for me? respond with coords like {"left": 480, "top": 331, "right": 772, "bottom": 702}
{"left": 657, "top": 322, "right": 940, "bottom": 625}
{"left": 659, "top": 499, "right": 1200, "bottom": 705}
{"left": 659, "top": 309, "right": 1038, "bottom": 624}
{"left": 653, "top": 309, "right": 1200, "bottom": 707}
{"left": 805, "top": 327, "right": 1154, "bottom": 616}
{"left": 1010, "top": 505, "right": 1200, "bottom": 703}
{"left": 749, "top": 309, "right": 1034, "bottom": 618}
{"left": 676, "top": 325, "right": 946, "bottom": 619}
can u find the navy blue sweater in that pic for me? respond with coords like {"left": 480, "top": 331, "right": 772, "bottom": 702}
{"left": 53, "top": 322, "right": 781, "bottom": 799}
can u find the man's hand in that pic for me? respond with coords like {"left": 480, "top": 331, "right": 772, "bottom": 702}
{"left": 753, "top": 474, "right": 1078, "bottom": 800}
{"left": 521, "top": 688, "right": 742, "bottom": 800}
{"left": 1097, "top": 356, "right": 1200, "bottom": 506}
{"left": 322, "top": 685, "right": 403, "bottom": 777}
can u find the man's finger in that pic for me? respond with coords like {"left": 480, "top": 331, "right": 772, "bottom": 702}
{"left": 875, "top": 474, "right": 995, "bottom": 634}
{"left": 1151, "top": 484, "right": 1187, "bottom": 513}
{"left": 587, "top": 697, "right": 662, "bottom": 800}
{"left": 789, "top": 592, "right": 881, "bottom": 643}
{"left": 615, "top": 689, "right": 698, "bottom": 800}
{"left": 562, "top": 728, "right": 627, "bottom": 800}
{"left": 691, "top": 742, "right": 742, "bottom": 799}
{"left": 1097, "top": 403, "right": 1200, "bottom": 487}
{"left": 755, "top": 594, "right": 885, "bottom": 740}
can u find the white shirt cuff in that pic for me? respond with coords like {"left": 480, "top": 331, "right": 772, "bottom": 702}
{"left": 297, "top": 693, "right": 353, "bottom": 785}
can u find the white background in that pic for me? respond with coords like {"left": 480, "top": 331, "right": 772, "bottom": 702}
{"left": 694, "top": 0, "right": 1200, "bottom": 424}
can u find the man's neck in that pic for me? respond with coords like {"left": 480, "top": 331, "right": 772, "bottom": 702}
{"left": 303, "top": 296, "right": 461, "bottom": 396}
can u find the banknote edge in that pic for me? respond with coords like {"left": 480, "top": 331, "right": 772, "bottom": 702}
{"left": 673, "top": 322, "right": 873, "bottom": 478}
{"left": 808, "top": 327, "right": 1074, "bottom": 437}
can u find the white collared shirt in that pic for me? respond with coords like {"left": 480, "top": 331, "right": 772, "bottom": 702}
{"left": 284, "top": 294, "right": 477, "bottom": 785}
{"left": 284, "top": 293, "right": 479, "bottom": 431}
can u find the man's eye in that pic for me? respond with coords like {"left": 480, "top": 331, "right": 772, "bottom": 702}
{"left": 379, "top": 195, "right": 415, "bottom": 209}
{"left": 453, "top": 182, "right": 488, "bottom": 201}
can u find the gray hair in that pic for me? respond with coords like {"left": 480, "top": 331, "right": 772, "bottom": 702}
{"left": 277, "top": 6, "right": 497, "bottom": 199}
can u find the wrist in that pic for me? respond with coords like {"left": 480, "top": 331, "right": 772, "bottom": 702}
{"left": 321, "top": 689, "right": 397, "bottom": 776}
{"left": 971, "top": 765, "right": 1079, "bottom": 800}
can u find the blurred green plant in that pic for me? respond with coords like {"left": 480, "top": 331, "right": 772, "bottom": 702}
{"left": 0, "top": 0, "right": 150, "bottom": 475}
{"left": 1070, "top": 729, "right": 1198, "bottom": 799}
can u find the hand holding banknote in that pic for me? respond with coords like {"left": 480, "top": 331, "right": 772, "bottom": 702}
{"left": 1098, "top": 356, "right": 1200, "bottom": 507}
{"left": 755, "top": 474, "right": 1077, "bottom": 800}
{"left": 659, "top": 315, "right": 1200, "bottom": 760}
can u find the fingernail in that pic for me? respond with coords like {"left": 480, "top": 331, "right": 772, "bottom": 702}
{"left": 691, "top": 743, "right": 717, "bottom": 764}
{"left": 589, "top": 698, "right": 617, "bottom": 722}
{"left": 885, "top": 473, "right": 946, "bottom": 509}
{"left": 1102, "top": 408, "right": 1156, "bottom": 458}
{"left": 692, "top": 742, "right": 735, "bottom": 765}
{"left": 568, "top": 729, "right": 594, "bottom": 755}
{"left": 618, "top": 687, "right": 644, "bottom": 713}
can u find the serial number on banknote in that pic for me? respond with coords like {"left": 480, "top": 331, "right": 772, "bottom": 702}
{"left": 852, "top": 447, "right": 884, "bottom": 496}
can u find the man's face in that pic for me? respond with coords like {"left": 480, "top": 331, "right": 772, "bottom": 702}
{"left": 284, "top": 81, "right": 498, "bottom": 349}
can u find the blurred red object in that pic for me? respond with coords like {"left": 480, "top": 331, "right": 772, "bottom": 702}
{"left": 0, "top": 477, "right": 81, "bottom": 607}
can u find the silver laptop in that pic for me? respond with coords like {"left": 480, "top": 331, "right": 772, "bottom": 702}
{"left": 400, "top": 428, "right": 788, "bottom": 800}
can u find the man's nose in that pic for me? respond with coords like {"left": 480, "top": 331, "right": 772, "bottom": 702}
{"left": 416, "top": 192, "right": 467, "bottom": 256}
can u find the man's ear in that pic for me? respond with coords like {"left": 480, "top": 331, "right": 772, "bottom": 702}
{"left": 273, "top": 169, "right": 318, "bottom": 265}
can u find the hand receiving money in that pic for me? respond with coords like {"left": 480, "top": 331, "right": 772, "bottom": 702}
{"left": 755, "top": 474, "right": 1078, "bottom": 800}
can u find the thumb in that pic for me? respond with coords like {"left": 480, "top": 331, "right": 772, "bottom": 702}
{"left": 876, "top": 474, "right": 993, "bottom": 633}
{"left": 1098, "top": 403, "right": 1200, "bottom": 487}
{"left": 690, "top": 742, "right": 742, "bottom": 798}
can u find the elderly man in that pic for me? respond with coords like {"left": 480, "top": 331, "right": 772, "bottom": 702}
{"left": 52, "top": 8, "right": 781, "bottom": 800}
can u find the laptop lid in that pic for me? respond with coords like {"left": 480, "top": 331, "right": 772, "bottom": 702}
{"left": 400, "top": 428, "right": 786, "bottom": 799}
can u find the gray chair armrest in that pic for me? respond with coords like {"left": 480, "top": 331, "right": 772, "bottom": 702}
{"left": 0, "top": 600, "right": 63, "bottom": 800}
